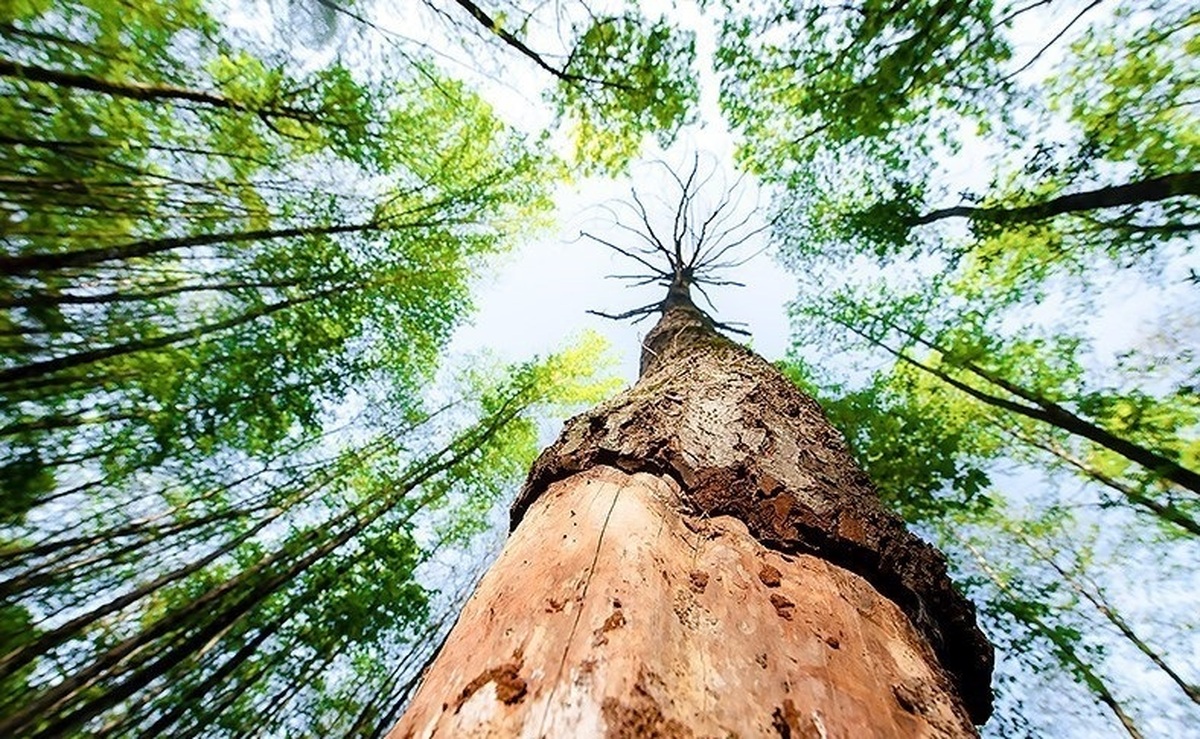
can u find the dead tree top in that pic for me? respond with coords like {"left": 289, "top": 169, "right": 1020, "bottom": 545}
{"left": 581, "top": 154, "right": 773, "bottom": 335}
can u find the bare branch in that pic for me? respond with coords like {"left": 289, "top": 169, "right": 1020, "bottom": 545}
{"left": 628, "top": 187, "right": 673, "bottom": 260}
{"left": 578, "top": 231, "right": 669, "bottom": 277}
{"left": 587, "top": 304, "right": 661, "bottom": 321}
{"left": 691, "top": 280, "right": 720, "bottom": 313}
{"left": 604, "top": 274, "right": 669, "bottom": 290}
{"left": 577, "top": 153, "right": 772, "bottom": 331}
{"left": 710, "top": 319, "right": 752, "bottom": 336}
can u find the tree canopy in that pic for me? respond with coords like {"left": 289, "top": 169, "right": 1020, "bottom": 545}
{"left": 2, "top": 0, "right": 1197, "bottom": 736}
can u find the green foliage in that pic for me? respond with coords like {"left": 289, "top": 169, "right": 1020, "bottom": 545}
{"left": 0, "top": 0, "right": 624, "bottom": 735}
{"left": 553, "top": 12, "right": 698, "bottom": 174}
{"left": 422, "top": 0, "right": 697, "bottom": 174}
{"left": 0, "top": 0, "right": 557, "bottom": 498}
{"left": 788, "top": 167, "right": 1198, "bottom": 734}
{"left": 782, "top": 358, "right": 994, "bottom": 521}
{"left": 931, "top": 502, "right": 1198, "bottom": 736}
{"left": 716, "top": 0, "right": 1011, "bottom": 178}
{"left": 1052, "top": 6, "right": 1200, "bottom": 173}
{"left": 774, "top": 1, "right": 1199, "bottom": 296}
{"left": 793, "top": 279, "right": 1200, "bottom": 530}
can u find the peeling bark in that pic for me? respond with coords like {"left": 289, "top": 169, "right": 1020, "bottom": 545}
{"left": 392, "top": 300, "right": 992, "bottom": 737}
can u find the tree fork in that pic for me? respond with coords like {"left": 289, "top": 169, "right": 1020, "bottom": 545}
{"left": 392, "top": 295, "right": 993, "bottom": 736}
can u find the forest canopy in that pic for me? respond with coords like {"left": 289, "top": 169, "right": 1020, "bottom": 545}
{"left": 0, "top": 0, "right": 1196, "bottom": 737}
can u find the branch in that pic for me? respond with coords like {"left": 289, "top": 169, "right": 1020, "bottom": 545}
{"left": 446, "top": 0, "right": 635, "bottom": 92}
{"left": 587, "top": 303, "right": 660, "bottom": 322}
{"left": 605, "top": 274, "right": 669, "bottom": 288}
{"left": 993, "top": 0, "right": 1104, "bottom": 85}
{"left": 914, "top": 170, "right": 1200, "bottom": 227}
{"left": 710, "top": 319, "right": 751, "bottom": 336}
{"left": 578, "top": 231, "right": 669, "bottom": 277}
{"left": 0, "top": 58, "right": 319, "bottom": 124}
{"left": 628, "top": 188, "right": 674, "bottom": 263}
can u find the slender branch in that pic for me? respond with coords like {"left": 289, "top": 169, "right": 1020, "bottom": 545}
{"left": 992, "top": 0, "right": 1105, "bottom": 85}
{"left": 587, "top": 304, "right": 660, "bottom": 321}
{"left": 913, "top": 170, "right": 1200, "bottom": 228}
{"left": 0, "top": 58, "right": 318, "bottom": 123}
{"left": 578, "top": 231, "right": 669, "bottom": 277}
{"left": 578, "top": 155, "right": 768, "bottom": 330}
{"left": 445, "top": 0, "right": 634, "bottom": 91}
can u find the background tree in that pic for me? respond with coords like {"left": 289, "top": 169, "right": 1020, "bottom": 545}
{"left": 298, "top": 0, "right": 699, "bottom": 174}
{"left": 0, "top": 0, "right": 621, "bottom": 734}
{"left": 752, "top": 1, "right": 1200, "bottom": 733}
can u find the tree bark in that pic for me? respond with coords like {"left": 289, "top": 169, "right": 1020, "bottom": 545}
{"left": 392, "top": 298, "right": 993, "bottom": 737}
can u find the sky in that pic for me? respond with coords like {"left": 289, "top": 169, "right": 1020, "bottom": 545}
{"left": 449, "top": 163, "right": 797, "bottom": 381}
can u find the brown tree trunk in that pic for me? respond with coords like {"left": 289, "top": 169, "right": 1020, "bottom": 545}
{"left": 392, "top": 297, "right": 993, "bottom": 737}
{"left": 912, "top": 169, "right": 1200, "bottom": 227}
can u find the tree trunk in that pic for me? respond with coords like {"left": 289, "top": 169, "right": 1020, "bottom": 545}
{"left": 392, "top": 297, "right": 993, "bottom": 737}
{"left": 0, "top": 222, "right": 370, "bottom": 274}
{"left": 912, "top": 169, "right": 1200, "bottom": 227}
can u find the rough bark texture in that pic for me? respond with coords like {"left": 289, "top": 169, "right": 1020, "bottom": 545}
{"left": 392, "top": 466, "right": 978, "bottom": 738}
{"left": 512, "top": 304, "right": 993, "bottom": 721}
{"left": 392, "top": 300, "right": 993, "bottom": 737}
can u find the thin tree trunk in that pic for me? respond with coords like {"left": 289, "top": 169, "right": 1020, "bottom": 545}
{"left": 392, "top": 297, "right": 993, "bottom": 736}
{"left": 0, "top": 221, "right": 369, "bottom": 274}
{"left": 369, "top": 645, "right": 443, "bottom": 739}
{"left": 0, "top": 135, "right": 277, "bottom": 167}
{"left": 0, "top": 469, "right": 335, "bottom": 675}
{"left": 967, "top": 544, "right": 1145, "bottom": 739}
{"left": 1020, "top": 537, "right": 1200, "bottom": 706}
{"left": 912, "top": 170, "right": 1200, "bottom": 226}
{"left": 0, "top": 286, "right": 337, "bottom": 388}
{"left": 0, "top": 277, "right": 310, "bottom": 309}
{"left": 1003, "top": 424, "right": 1200, "bottom": 536}
{"left": 0, "top": 58, "right": 315, "bottom": 121}
{"left": 99, "top": 616, "right": 285, "bottom": 738}
{"left": 830, "top": 313, "right": 1200, "bottom": 497}
{"left": 174, "top": 654, "right": 278, "bottom": 739}
{"left": 134, "top": 601, "right": 303, "bottom": 736}
{"left": 0, "top": 389, "right": 527, "bottom": 737}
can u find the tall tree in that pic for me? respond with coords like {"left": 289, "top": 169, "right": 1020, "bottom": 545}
{"left": 390, "top": 167, "right": 994, "bottom": 736}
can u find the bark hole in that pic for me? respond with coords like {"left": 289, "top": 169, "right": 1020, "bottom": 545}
{"left": 593, "top": 608, "right": 627, "bottom": 646}
{"left": 893, "top": 678, "right": 931, "bottom": 716}
{"left": 771, "top": 698, "right": 822, "bottom": 739}
{"left": 454, "top": 661, "right": 527, "bottom": 712}
{"left": 602, "top": 688, "right": 691, "bottom": 739}
{"left": 759, "top": 563, "right": 783, "bottom": 587}
{"left": 770, "top": 593, "right": 796, "bottom": 620}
